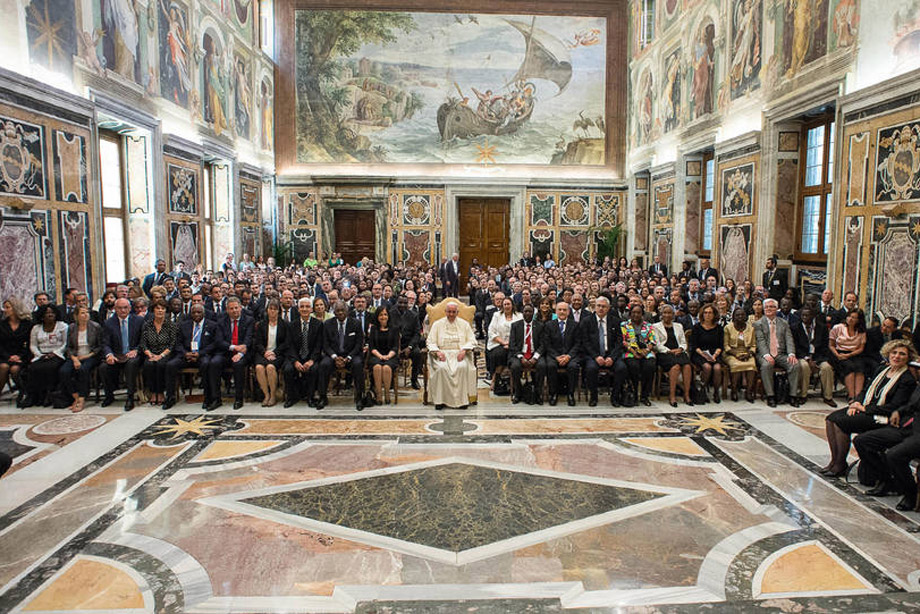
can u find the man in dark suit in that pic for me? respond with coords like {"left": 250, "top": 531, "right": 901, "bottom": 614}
{"left": 866, "top": 317, "right": 904, "bottom": 365}
{"left": 395, "top": 295, "right": 422, "bottom": 389}
{"left": 791, "top": 306, "right": 836, "bottom": 408}
{"left": 762, "top": 256, "right": 788, "bottom": 300}
{"left": 543, "top": 301, "right": 581, "bottom": 406}
{"left": 59, "top": 287, "right": 78, "bottom": 323}
{"left": 279, "top": 290, "right": 300, "bottom": 326}
{"left": 320, "top": 301, "right": 365, "bottom": 410}
{"left": 441, "top": 253, "right": 460, "bottom": 298}
{"left": 142, "top": 259, "right": 168, "bottom": 297}
{"left": 648, "top": 255, "right": 668, "bottom": 278}
{"left": 474, "top": 280, "right": 495, "bottom": 339}
{"left": 284, "top": 297, "right": 326, "bottom": 408}
{"left": 100, "top": 298, "right": 145, "bottom": 411}
{"left": 570, "top": 294, "right": 590, "bottom": 325}
{"left": 579, "top": 296, "right": 626, "bottom": 407}
{"left": 217, "top": 296, "right": 254, "bottom": 409}
{"left": 818, "top": 289, "right": 838, "bottom": 328}
{"left": 167, "top": 304, "right": 224, "bottom": 410}
{"left": 95, "top": 290, "right": 117, "bottom": 326}
{"left": 508, "top": 304, "right": 545, "bottom": 404}
{"left": 697, "top": 258, "right": 718, "bottom": 285}
{"left": 351, "top": 294, "right": 372, "bottom": 337}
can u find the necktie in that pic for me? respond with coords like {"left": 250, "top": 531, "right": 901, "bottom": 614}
{"left": 599, "top": 318, "right": 606, "bottom": 354}
{"left": 184, "top": 302, "right": 189, "bottom": 314}
{"left": 232, "top": 319, "right": 239, "bottom": 345}
{"left": 359, "top": 313, "right": 364, "bottom": 331}
{"left": 193, "top": 322, "right": 202, "bottom": 345}
{"left": 769, "top": 319, "right": 779, "bottom": 356}
{"left": 524, "top": 323, "right": 533, "bottom": 359}
{"left": 121, "top": 318, "right": 129, "bottom": 354}
{"left": 284, "top": 309, "right": 290, "bottom": 322}
{"left": 301, "top": 321, "right": 310, "bottom": 357}
{"left": 559, "top": 320, "right": 565, "bottom": 337}
{"left": 574, "top": 311, "right": 580, "bottom": 323}
{"left": 339, "top": 321, "right": 346, "bottom": 354}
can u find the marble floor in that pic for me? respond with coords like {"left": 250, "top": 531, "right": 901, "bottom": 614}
{"left": 3, "top": 387, "right": 920, "bottom": 613}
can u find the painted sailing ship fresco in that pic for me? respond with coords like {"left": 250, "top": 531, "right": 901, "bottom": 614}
{"left": 437, "top": 18, "right": 573, "bottom": 141}
{"left": 294, "top": 11, "right": 606, "bottom": 166}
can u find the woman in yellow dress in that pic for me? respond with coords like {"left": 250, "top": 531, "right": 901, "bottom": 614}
{"left": 723, "top": 307, "right": 757, "bottom": 402}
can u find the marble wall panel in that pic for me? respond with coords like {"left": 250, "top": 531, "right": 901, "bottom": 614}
{"left": 594, "top": 194, "right": 620, "bottom": 227}
{"left": 291, "top": 227, "right": 317, "bottom": 263}
{"left": 635, "top": 192, "right": 648, "bottom": 251}
{"left": 685, "top": 181, "right": 701, "bottom": 254}
{"left": 870, "top": 222, "right": 918, "bottom": 323}
{"left": 58, "top": 210, "right": 91, "bottom": 296}
{"left": 654, "top": 228, "right": 672, "bottom": 265}
{"left": 289, "top": 191, "right": 317, "bottom": 226}
{"left": 559, "top": 231, "right": 588, "bottom": 264}
{"left": 721, "top": 162, "right": 755, "bottom": 218}
{"left": 52, "top": 131, "right": 87, "bottom": 203}
{"left": 529, "top": 228, "right": 554, "bottom": 260}
{"left": 240, "top": 181, "right": 260, "bottom": 224}
{"left": 125, "top": 135, "right": 149, "bottom": 214}
{"left": 720, "top": 224, "right": 752, "bottom": 285}
{"left": 842, "top": 216, "right": 863, "bottom": 297}
{"left": 402, "top": 195, "right": 431, "bottom": 226}
{"left": 0, "top": 116, "right": 46, "bottom": 199}
{"left": 0, "top": 209, "right": 53, "bottom": 303}
{"left": 241, "top": 226, "right": 258, "bottom": 259}
{"left": 653, "top": 183, "right": 674, "bottom": 225}
{"left": 560, "top": 195, "right": 590, "bottom": 227}
{"left": 774, "top": 159, "right": 798, "bottom": 258}
{"left": 129, "top": 218, "right": 152, "bottom": 278}
{"left": 846, "top": 132, "right": 869, "bottom": 207}
{"left": 402, "top": 229, "right": 431, "bottom": 265}
{"left": 530, "top": 194, "right": 554, "bottom": 226}
{"left": 875, "top": 122, "right": 920, "bottom": 203}
{"left": 166, "top": 162, "right": 198, "bottom": 215}
{"left": 170, "top": 221, "right": 200, "bottom": 269}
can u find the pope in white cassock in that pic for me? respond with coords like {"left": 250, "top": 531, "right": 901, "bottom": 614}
{"left": 426, "top": 303, "right": 478, "bottom": 408}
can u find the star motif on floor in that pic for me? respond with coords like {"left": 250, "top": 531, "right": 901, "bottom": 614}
{"left": 680, "top": 413, "right": 743, "bottom": 436}
{"left": 476, "top": 139, "right": 498, "bottom": 164}
{"left": 875, "top": 221, "right": 888, "bottom": 238}
{"left": 154, "top": 416, "right": 222, "bottom": 439}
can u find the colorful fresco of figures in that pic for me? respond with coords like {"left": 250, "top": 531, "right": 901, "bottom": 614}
{"left": 202, "top": 31, "right": 229, "bottom": 136}
{"left": 729, "top": 0, "right": 762, "bottom": 99}
{"left": 234, "top": 52, "right": 252, "bottom": 139}
{"left": 294, "top": 10, "right": 607, "bottom": 165}
{"left": 159, "top": 0, "right": 193, "bottom": 107}
{"left": 689, "top": 21, "right": 715, "bottom": 120}
{"left": 100, "top": 0, "right": 141, "bottom": 82}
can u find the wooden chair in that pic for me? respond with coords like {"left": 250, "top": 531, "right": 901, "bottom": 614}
{"left": 422, "top": 298, "right": 478, "bottom": 406}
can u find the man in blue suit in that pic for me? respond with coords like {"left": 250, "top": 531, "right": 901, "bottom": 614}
{"left": 100, "top": 298, "right": 145, "bottom": 411}
{"left": 142, "top": 259, "right": 168, "bottom": 297}
{"left": 166, "top": 304, "right": 224, "bottom": 411}
{"left": 217, "top": 296, "right": 254, "bottom": 409}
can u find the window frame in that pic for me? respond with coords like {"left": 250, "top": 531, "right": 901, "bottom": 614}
{"left": 700, "top": 151, "right": 714, "bottom": 257}
{"left": 795, "top": 116, "right": 835, "bottom": 262}
{"left": 99, "top": 130, "right": 129, "bottom": 284}
{"left": 639, "top": 0, "right": 655, "bottom": 49}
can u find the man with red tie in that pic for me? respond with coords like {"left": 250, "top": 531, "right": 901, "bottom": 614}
{"left": 218, "top": 297, "right": 254, "bottom": 409}
{"left": 508, "top": 304, "right": 545, "bottom": 404}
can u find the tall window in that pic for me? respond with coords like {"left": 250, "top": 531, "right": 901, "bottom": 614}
{"left": 258, "top": 0, "right": 273, "bottom": 57}
{"left": 639, "top": 0, "right": 655, "bottom": 48}
{"left": 203, "top": 163, "right": 214, "bottom": 272}
{"left": 797, "top": 118, "right": 835, "bottom": 259}
{"left": 700, "top": 152, "right": 714, "bottom": 254}
{"left": 99, "top": 132, "right": 128, "bottom": 283}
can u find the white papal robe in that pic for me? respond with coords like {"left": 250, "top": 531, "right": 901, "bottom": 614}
{"left": 427, "top": 316, "right": 478, "bottom": 407}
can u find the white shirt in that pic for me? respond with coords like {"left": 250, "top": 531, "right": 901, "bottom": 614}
{"left": 267, "top": 323, "right": 278, "bottom": 353}
{"left": 487, "top": 311, "right": 522, "bottom": 351}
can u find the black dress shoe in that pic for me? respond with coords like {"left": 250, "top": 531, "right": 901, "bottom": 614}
{"left": 824, "top": 398, "right": 837, "bottom": 408}
{"left": 511, "top": 396, "right": 520, "bottom": 404}
{"left": 670, "top": 401, "right": 678, "bottom": 408}
{"left": 549, "top": 395, "right": 558, "bottom": 406}
{"left": 411, "top": 380, "right": 420, "bottom": 390}
{"left": 202, "top": 400, "right": 210, "bottom": 410}
{"left": 19, "top": 395, "right": 34, "bottom": 409}
{"left": 162, "top": 397, "right": 176, "bottom": 411}
{"left": 713, "top": 390, "right": 721, "bottom": 404}
{"left": 207, "top": 399, "right": 222, "bottom": 412}
{"left": 820, "top": 467, "right": 847, "bottom": 478}
{"left": 124, "top": 400, "right": 134, "bottom": 412}
{"left": 283, "top": 398, "right": 298, "bottom": 408}
{"left": 685, "top": 399, "right": 695, "bottom": 407}
{"left": 567, "top": 395, "right": 576, "bottom": 407}
{"left": 316, "top": 396, "right": 327, "bottom": 410}
{"left": 233, "top": 399, "right": 244, "bottom": 410}
{"left": 611, "top": 397, "right": 620, "bottom": 407}
{"left": 356, "top": 402, "right": 364, "bottom": 411}
{"left": 866, "top": 483, "right": 898, "bottom": 497}
{"left": 766, "top": 396, "right": 777, "bottom": 408}
{"left": 641, "top": 397, "right": 652, "bottom": 407}
{"left": 535, "top": 396, "right": 543, "bottom": 406}
{"left": 435, "top": 404, "right": 445, "bottom": 410}
{"left": 896, "top": 496, "right": 916, "bottom": 511}
{"left": 101, "top": 397, "right": 114, "bottom": 408}
{"left": 588, "top": 396, "right": 598, "bottom": 407}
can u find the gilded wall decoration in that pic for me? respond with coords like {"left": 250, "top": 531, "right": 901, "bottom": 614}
{"left": 721, "top": 162, "right": 755, "bottom": 217}
{"left": 52, "top": 130, "right": 87, "bottom": 203}
{"left": 560, "top": 195, "right": 590, "bottom": 226}
{"left": 846, "top": 131, "right": 869, "bottom": 207}
{"left": 0, "top": 117, "right": 46, "bottom": 199}
{"left": 170, "top": 220, "right": 199, "bottom": 268}
{"left": 290, "top": 192, "right": 317, "bottom": 226}
{"left": 559, "top": 230, "right": 588, "bottom": 264}
{"left": 875, "top": 123, "right": 920, "bottom": 203}
{"left": 653, "top": 184, "right": 673, "bottom": 225}
{"left": 842, "top": 215, "right": 863, "bottom": 296}
{"left": 719, "top": 223, "right": 752, "bottom": 285}
{"left": 0, "top": 209, "right": 54, "bottom": 303}
{"left": 403, "top": 194, "right": 430, "bottom": 226}
{"left": 402, "top": 229, "right": 431, "bottom": 265}
{"left": 240, "top": 182, "right": 260, "bottom": 223}
{"left": 530, "top": 194, "right": 554, "bottom": 226}
{"left": 166, "top": 163, "right": 197, "bottom": 215}
{"left": 59, "top": 210, "right": 91, "bottom": 296}
{"left": 594, "top": 194, "right": 620, "bottom": 226}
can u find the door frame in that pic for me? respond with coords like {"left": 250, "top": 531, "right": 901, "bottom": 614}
{"left": 320, "top": 198, "right": 387, "bottom": 263}
{"left": 444, "top": 185, "right": 526, "bottom": 266}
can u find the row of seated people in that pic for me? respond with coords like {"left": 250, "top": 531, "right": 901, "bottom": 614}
{"left": 483, "top": 296, "right": 896, "bottom": 408}
{"left": 2, "top": 295, "right": 424, "bottom": 412}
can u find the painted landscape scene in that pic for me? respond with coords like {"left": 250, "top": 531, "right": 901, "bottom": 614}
{"left": 294, "top": 10, "right": 607, "bottom": 166}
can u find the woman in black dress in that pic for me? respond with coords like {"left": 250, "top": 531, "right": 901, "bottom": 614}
{"left": 139, "top": 300, "right": 178, "bottom": 408}
{"left": 368, "top": 305, "right": 400, "bottom": 405}
{"left": 253, "top": 299, "right": 288, "bottom": 407}
{"left": 691, "top": 304, "right": 725, "bottom": 403}
{"left": 0, "top": 297, "right": 32, "bottom": 405}
{"left": 822, "top": 339, "right": 918, "bottom": 477}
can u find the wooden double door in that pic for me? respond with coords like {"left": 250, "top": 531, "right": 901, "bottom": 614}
{"left": 334, "top": 209, "right": 375, "bottom": 265}
{"left": 458, "top": 198, "right": 510, "bottom": 287}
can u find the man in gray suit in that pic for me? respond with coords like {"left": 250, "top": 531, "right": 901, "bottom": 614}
{"left": 755, "top": 298, "right": 801, "bottom": 408}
